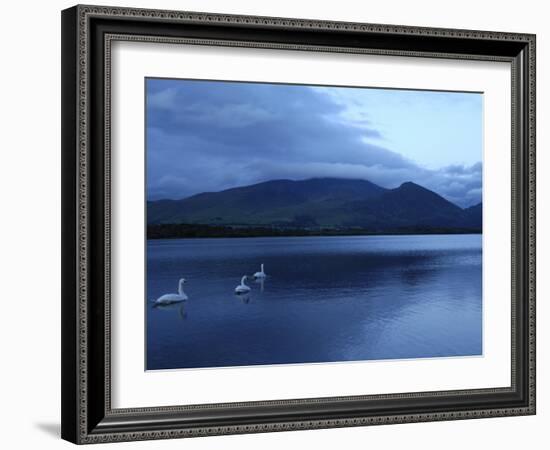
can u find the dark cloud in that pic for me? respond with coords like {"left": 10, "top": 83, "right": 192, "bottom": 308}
{"left": 146, "top": 79, "right": 482, "bottom": 207}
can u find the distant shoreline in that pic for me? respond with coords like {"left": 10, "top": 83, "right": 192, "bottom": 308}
{"left": 147, "top": 223, "right": 482, "bottom": 240}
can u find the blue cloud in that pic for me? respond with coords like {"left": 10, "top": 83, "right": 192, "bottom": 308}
{"left": 146, "top": 79, "right": 482, "bottom": 207}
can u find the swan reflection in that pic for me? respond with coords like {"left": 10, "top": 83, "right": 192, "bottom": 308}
{"left": 152, "top": 302, "right": 187, "bottom": 320}
{"left": 254, "top": 277, "right": 265, "bottom": 292}
{"left": 234, "top": 293, "right": 251, "bottom": 304}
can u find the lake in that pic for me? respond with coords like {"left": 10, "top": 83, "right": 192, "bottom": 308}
{"left": 146, "top": 234, "right": 482, "bottom": 370}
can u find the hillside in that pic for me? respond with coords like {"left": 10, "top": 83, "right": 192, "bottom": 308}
{"left": 147, "top": 178, "right": 482, "bottom": 235}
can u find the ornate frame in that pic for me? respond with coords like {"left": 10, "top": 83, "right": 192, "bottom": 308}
{"left": 61, "top": 4, "right": 536, "bottom": 444}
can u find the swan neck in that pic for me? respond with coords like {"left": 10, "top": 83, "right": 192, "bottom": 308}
{"left": 261, "top": 264, "right": 264, "bottom": 272}
{"left": 241, "top": 275, "right": 247, "bottom": 286}
{"left": 178, "top": 280, "right": 185, "bottom": 296}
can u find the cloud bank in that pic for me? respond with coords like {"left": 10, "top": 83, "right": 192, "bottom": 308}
{"left": 146, "top": 79, "right": 482, "bottom": 208}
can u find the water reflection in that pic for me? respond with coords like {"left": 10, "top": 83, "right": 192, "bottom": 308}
{"left": 151, "top": 302, "right": 187, "bottom": 320}
{"left": 147, "top": 234, "right": 482, "bottom": 370}
{"left": 234, "top": 293, "right": 251, "bottom": 304}
{"left": 254, "top": 277, "right": 265, "bottom": 292}
{"left": 399, "top": 266, "right": 435, "bottom": 286}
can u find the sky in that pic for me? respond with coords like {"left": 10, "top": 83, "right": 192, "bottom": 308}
{"left": 146, "top": 78, "right": 483, "bottom": 207}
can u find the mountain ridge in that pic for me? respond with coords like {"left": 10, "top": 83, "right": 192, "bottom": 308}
{"left": 147, "top": 177, "right": 482, "bottom": 233}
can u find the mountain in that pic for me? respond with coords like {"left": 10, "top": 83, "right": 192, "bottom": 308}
{"left": 147, "top": 178, "right": 482, "bottom": 232}
{"left": 335, "top": 181, "right": 463, "bottom": 229}
{"left": 462, "top": 202, "right": 482, "bottom": 228}
{"left": 148, "top": 178, "right": 386, "bottom": 227}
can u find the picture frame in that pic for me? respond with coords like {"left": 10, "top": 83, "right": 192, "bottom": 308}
{"left": 61, "top": 4, "right": 536, "bottom": 444}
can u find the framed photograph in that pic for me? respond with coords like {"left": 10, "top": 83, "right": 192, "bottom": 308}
{"left": 61, "top": 4, "right": 536, "bottom": 444}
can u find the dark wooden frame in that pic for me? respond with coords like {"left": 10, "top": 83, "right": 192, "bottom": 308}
{"left": 61, "top": 4, "right": 536, "bottom": 444}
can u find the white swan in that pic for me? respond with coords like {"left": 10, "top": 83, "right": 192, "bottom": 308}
{"left": 235, "top": 275, "right": 251, "bottom": 295}
{"left": 154, "top": 278, "right": 188, "bottom": 305}
{"left": 253, "top": 263, "right": 266, "bottom": 279}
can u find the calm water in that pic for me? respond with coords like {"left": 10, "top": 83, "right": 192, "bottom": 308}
{"left": 146, "top": 234, "right": 482, "bottom": 370}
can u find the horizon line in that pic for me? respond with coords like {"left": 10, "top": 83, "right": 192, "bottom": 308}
{"left": 147, "top": 176, "right": 482, "bottom": 209}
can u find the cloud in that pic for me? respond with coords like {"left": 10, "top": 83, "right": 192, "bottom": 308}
{"left": 419, "top": 163, "right": 482, "bottom": 207}
{"left": 147, "top": 87, "right": 178, "bottom": 110}
{"left": 146, "top": 79, "right": 482, "bottom": 207}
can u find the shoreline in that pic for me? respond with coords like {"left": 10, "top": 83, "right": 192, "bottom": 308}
{"left": 147, "top": 223, "right": 482, "bottom": 240}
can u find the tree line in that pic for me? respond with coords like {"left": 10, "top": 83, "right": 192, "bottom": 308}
{"left": 147, "top": 223, "right": 482, "bottom": 239}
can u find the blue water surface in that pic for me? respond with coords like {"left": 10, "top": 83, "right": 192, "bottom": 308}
{"left": 146, "top": 234, "right": 482, "bottom": 370}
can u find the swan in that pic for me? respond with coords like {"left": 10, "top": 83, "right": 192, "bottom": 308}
{"left": 154, "top": 278, "right": 188, "bottom": 305}
{"left": 253, "top": 263, "right": 266, "bottom": 279}
{"left": 235, "top": 275, "right": 251, "bottom": 295}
